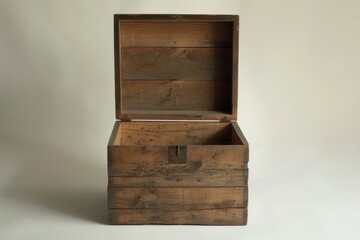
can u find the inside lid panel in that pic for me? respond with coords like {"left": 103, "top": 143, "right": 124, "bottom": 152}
{"left": 118, "top": 20, "right": 234, "bottom": 116}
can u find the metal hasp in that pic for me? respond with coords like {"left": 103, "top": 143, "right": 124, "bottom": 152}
{"left": 168, "top": 145, "right": 187, "bottom": 164}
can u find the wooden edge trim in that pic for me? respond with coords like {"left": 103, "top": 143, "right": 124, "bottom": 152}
{"left": 231, "top": 122, "right": 249, "bottom": 146}
{"left": 114, "top": 15, "right": 121, "bottom": 119}
{"left": 108, "top": 121, "right": 120, "bottom": 180}
{"left": 244, "top": 208, "right": 248, "bottom": 225}
{"left": 117, "top": 113, "right": 233, "bottom": 121}
{"left": 114, "top": 14, "right": 239, "bottom": 21}
{"left": 244, "top": 186, "right": 249, "bottom": 208}
{"left": 108, "top": 121, "right": 121, "bottom": 147}
{"left": 232, "top": 16, "right": 239, "bottom": 120}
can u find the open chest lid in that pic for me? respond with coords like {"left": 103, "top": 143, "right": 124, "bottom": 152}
{"left": 114, "top": 14, "right": 239, "bottom": 121}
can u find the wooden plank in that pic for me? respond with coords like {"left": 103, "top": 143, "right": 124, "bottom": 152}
{"left": 108, "top": 173, "right": 247, "bottom": 187}
{"left": 114, "top": 16, "right": 121, "bottom": 119}
{"left": 108, "top": 208, "right": 247, "bottom": 225}
{"left": 231, "top": 123, "right": 249, "bottom": 163}
{"left": 108, "top": 122, "right": 121, "bottom": 177}
{"left": 119, "top": 110, "right": 233, "bottom": 121}
{"left": 232, "top": 122, "right": 249, "bottom": 146}
{"left": 108, "top": 121, "right": 121, "bottom": 146}
{"left": 120, "top": 21, "right": 233, "bottom": 47}
{"left": 108, "top": 187, "right": 247, "bottom": 209}
{"left": 122, "top": 80, "right": 231, "bottom": 111}
{"left": 121, "top": 47, "right": 232, "bottom": 80}
{"left": 109, "top": 145, "right": 248, "bottom": 175}
{"left": 231, "top": 127, "right": 243, "bottom": 145}
{"left": 108, "top": 144, "right": 248, "bottom": 187}
{"left": 119, "top": 122, "right": 232, "bottom": 145}
{"left": 115, "top": 14, "right": 239, "bottom": 22}
{"left": 232, "top": 16, "right": 239, "bottom": 120}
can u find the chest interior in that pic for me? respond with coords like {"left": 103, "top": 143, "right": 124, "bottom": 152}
{"left": 113, "top": 122, "right": 243, "bottom": 146}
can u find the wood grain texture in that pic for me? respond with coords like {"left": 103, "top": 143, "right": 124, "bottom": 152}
{"left": 122, "top": 80, "right": 231, "bottom": 111}
{"left": 114, "top": 16, "right": 121, "bottom": 119}
{"left": 231, "top": 127, "right": 243, "bottom": 145}
{"left": 120, "top": 21, "right": 233, "bottom": 47}
{"left": 108, "top": 174, "right": 247, "bottom": 188}
{"left": 115, "top": 14, "right": 239, "bottom": 21}
{"left": 109, "top": 145, "right": 248, "bottom": 175}
{"left": 108, "top": 121, "right": 248, "bottom": 187}
{"left": 121, "top": 47, "right": 232, "bottom": 80}
{"left": 109, "top": 208, "right": 247, "bottom": 225}
{"left": 108, "top": 121, "right": 121, "bottom": 146}
{"left": 110, "top": 15, "right": 246, "bottom": 226}
{"left": 108, "top": 187, "right": 247, "bottom": 209}
{"left": 119, "top": 122, "right": 232, "bottom": 145}
{"left": 119, "top": 110, "right": 233, "bottom": 121}
{"left": 108, "top": 146, "right": 248, "bottom": 187}
{"left": 231, "top": 16, "right": 239, "bottom": 120}
{"left": 114, "top": 14, "right": 239, "bottom": 120}
{"left": 231, "top": 122, "right": 248, "bottom": 146}
{"left": 231, "top": 122, "right": 249, "bottom": 163}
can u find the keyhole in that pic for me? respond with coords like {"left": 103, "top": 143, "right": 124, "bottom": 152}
{"left": 176, "top": 146, "right": 179, "bottom": 157}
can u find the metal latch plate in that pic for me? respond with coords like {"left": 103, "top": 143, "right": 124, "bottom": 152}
{"left": 168, "top": 146, "right": 187, "bottom": 164}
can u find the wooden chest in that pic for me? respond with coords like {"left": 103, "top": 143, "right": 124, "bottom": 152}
{"left": 108, "top": 14, "right": 249, "bottom": 225}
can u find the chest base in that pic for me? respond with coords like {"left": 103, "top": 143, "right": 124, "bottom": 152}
{"left": 107, "top": 121, "right": 249, "bottom": 225}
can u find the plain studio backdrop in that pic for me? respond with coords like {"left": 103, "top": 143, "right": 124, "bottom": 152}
{"left": 0, "top": 0, "right": 359, "bottom": 239}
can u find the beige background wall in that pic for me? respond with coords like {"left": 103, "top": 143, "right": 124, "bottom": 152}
{"left": 1, "top": 0, "right": 359, "bottom": 239}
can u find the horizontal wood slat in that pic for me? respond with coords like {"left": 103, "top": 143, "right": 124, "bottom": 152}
{"left": 118, "top": 110, "right": 233, "bottom": 121}
{"left": 122, "top": 80, "right": 231, "bottom": 111}
{"left": 120, "top": 21, "right": 233, "bottom": 47}
{"left": 116, "top": 14, "right": 238, "bottom": 21}
{"left": 109, "top": 208, "right": 247, "bottom": 225}
{"left": 121, "top": 47, "right": 232, "bottom": 80}
{"left": 108, "top": 173, "right": 248, "bottom": 188}
{"left": 108, "top": 187, "right": 247, "bottom": 209}
{"left": 109, "top": 145, "right": 248, "bottom": 176}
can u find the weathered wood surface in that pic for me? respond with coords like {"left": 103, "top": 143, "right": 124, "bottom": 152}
{"left": 232, "top": 122, "right": 249, "bottom": 146}
{"left": 109, "top": 145, "right": 248, "bottom": 169}
{"left": 108, "top": 121, "right": 121, "bottom": 146}
{"left": 108, "top": 187, "right": 247, "bottom": 209}
{"left": 119, "top": 122, "right": 232, "bottom": 145}
{"left": 121, "top": 47, "right": 232, "bottom": 80}
{"left": 109, "top": 145, "right": 248, "bottom": 175}
{"left": 114, "top": 15, "right": 239, "bottom": 120}
{"left": 109, "top": 208, "right": 247, "bottom": 225}
{"left": 108, "top": 146, "right": 248, "bottom": 187}
{"left": 115, "top": 14, "right": 239, "bottom": 21}
{"left": 108, "top": 172, "right": 247, "bottom": 188}
{"left": 231, "top": 17, "right": 239, "bottom": 120}
{"left": 110, "top": 15, "right": 246, "bottom": 226}
{"left": 118, "top": 110, "right": 233, "bottom": 121}
{"left": 122, "top": 80, "right": 231, "bottom": 111}
{"left": 108, "top": 122, "right": 249, "bottom": 187}
{"left": 120, "top": 21, "right": 233, "bottom": 47}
